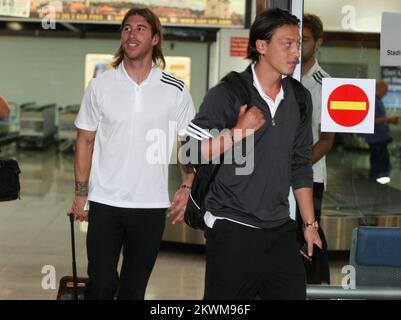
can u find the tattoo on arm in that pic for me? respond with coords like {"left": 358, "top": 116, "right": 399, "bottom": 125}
{"left": 75, "top": 181, "right": 88, "bottom": 196}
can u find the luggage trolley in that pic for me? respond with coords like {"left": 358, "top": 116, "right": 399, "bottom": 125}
{"left": 57, "top": 104, "right": 79, "bottom": 152}
{"left": 18, "top": 103, "right": 57, "bottom": 149}
{"left": 0, "top": 101, "right": 20, "bottom": 149}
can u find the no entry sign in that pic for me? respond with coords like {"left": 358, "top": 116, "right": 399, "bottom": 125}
{"left": 321, "top": 78, "right": 376, "bottom": 133}
{"left": 328, "top": 84, "right": 369, "bottom": 127}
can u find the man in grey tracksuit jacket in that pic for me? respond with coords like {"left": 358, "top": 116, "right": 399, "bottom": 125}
{"left": 184, "top": 8, "right": 322, "bottom": 300}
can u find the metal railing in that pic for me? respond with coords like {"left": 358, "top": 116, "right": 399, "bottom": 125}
{"left": 307, "top": 285, "right": 401, "bottom": 300}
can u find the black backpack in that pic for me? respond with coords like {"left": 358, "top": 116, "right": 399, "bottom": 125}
{"left": 184, "top": 72, "right": 307, "bottom": 230}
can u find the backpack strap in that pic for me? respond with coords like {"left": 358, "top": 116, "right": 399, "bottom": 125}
{"left": 286, "top": 77, "right": 308, "bottom": 122}
{"left": 223, "top": 73, "right": 307, "bottom": 123}
{"left": 221, "top": 71, "right": 251, "bottom": 106}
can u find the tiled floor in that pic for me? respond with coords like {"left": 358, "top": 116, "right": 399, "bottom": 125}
{"left": 0, "top": 142, "right": 400, "bottom": 299}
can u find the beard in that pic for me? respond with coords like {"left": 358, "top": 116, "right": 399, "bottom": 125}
{"left": 302, "top": 46, "right": 315, "bottom": 65}
{"left": 302, "top": 52, "right": 313, "bottom": 65}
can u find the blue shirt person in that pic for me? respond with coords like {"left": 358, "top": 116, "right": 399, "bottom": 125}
{"left": 365, "top": 81, "right": 399, "bottom": 181}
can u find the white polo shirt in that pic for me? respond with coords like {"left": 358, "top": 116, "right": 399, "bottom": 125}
{"left": 301, "top": 61, "right": 330, "bottom": 184}
{"left": 251, "top": 64, "right": 284, "bottom": 118}
{"left": 75, "top": 62, "right": 195, "bottom": 208}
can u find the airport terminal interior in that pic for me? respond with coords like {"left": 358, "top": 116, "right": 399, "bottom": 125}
{"left": 1, "top": 0, "right": 401, "bottom": 299}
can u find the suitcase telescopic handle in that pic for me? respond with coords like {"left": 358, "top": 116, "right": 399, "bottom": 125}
{"left": 68, "top": 213, "right": 79, "bottom": 300}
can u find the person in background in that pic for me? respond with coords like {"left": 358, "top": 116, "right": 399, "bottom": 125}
{"left": 0, "top": 96, "right": 10, "bottom": 119}
{"left": 365, "top": 80, "right": 399, "bottom": 184}
{"left": 297, "top": 13, "right": 335, "bottom": 284}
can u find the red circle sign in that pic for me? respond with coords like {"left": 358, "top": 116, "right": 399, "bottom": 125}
{"left": 327, "top": 84, "right": 369, "bottom": 127}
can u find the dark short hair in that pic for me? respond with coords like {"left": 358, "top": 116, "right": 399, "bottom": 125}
{"left": 247, "top": 8, "right": 300, "bottom": 63}
{"left": 112, "top": 7, "right": 165, "bottom": 69}
{"left": 303, "top": 13, "right": 323, "bottom": 41}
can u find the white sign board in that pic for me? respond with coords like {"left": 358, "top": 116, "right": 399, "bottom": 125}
{"left": 380, "top": 12, "right": 401, "bottom": 66}
{"left": 321, "top": 78, "right": 376, "bottom": 133}
{"left": 85, "top": 54, "right": 192, "bottom": 89}
{"left": 84, "top": 54, "right": 113, "bottom": 89}
{"left": 289, "top": 0, "right": 303, "bottom": 221}
{"left": 0, "top": 0, "right": 30, "bottom": 18}
{"left": 211, "top": 28, "right": 250, "bottom": 88}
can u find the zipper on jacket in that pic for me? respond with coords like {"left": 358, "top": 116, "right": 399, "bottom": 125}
{"left": 260, "top": 96, "right": 278, "bottom": 127}
{"left": 265, "top": 106, "right": 275, "bottom": 127}
{"left": 271, "top": 99, "right": 284, "bottom": 126}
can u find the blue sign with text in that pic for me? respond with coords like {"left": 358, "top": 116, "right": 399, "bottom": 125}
{"left": 381, "top": 67, "right": 401, "bottom": 108}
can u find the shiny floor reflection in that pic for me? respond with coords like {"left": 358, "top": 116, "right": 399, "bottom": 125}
{"left": 0, "top": 145, "right": 400, "bottom": 299}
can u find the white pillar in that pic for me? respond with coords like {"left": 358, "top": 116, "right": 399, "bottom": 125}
{"left": 289, "top": 0, "right": 304, "bottom": 220}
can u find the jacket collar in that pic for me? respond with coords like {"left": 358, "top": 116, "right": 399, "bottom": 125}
{"left": 242, "top": 64, "right": 289, "bottom": 99}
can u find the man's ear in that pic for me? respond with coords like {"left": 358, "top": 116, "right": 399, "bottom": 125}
{"left": 315, "top": 38, "right": 323, "bottom": 51}
{"left": 152, "top": 34, "right": 160, "bottom": 46}
{"left": 255, "top": 39, "right": 267, "bottom": 55}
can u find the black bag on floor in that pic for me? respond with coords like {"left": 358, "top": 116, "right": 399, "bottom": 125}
{"left": 0, "top": 157, "right": 21, "bottom": 201}
{"left": 57, "top": 214, "right": 88, "bottom": 300}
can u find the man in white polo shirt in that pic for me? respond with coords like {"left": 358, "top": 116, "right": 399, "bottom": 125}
{"left": 70, "top": 8, "right": 195, "bottom": 299}
{"left": 297, "top": 13, "right": 335, "bottom": 284}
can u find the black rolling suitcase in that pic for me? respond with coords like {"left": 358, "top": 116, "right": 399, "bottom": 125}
{"left": 57, "top": 214, "right": 88, "bottom": 300}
